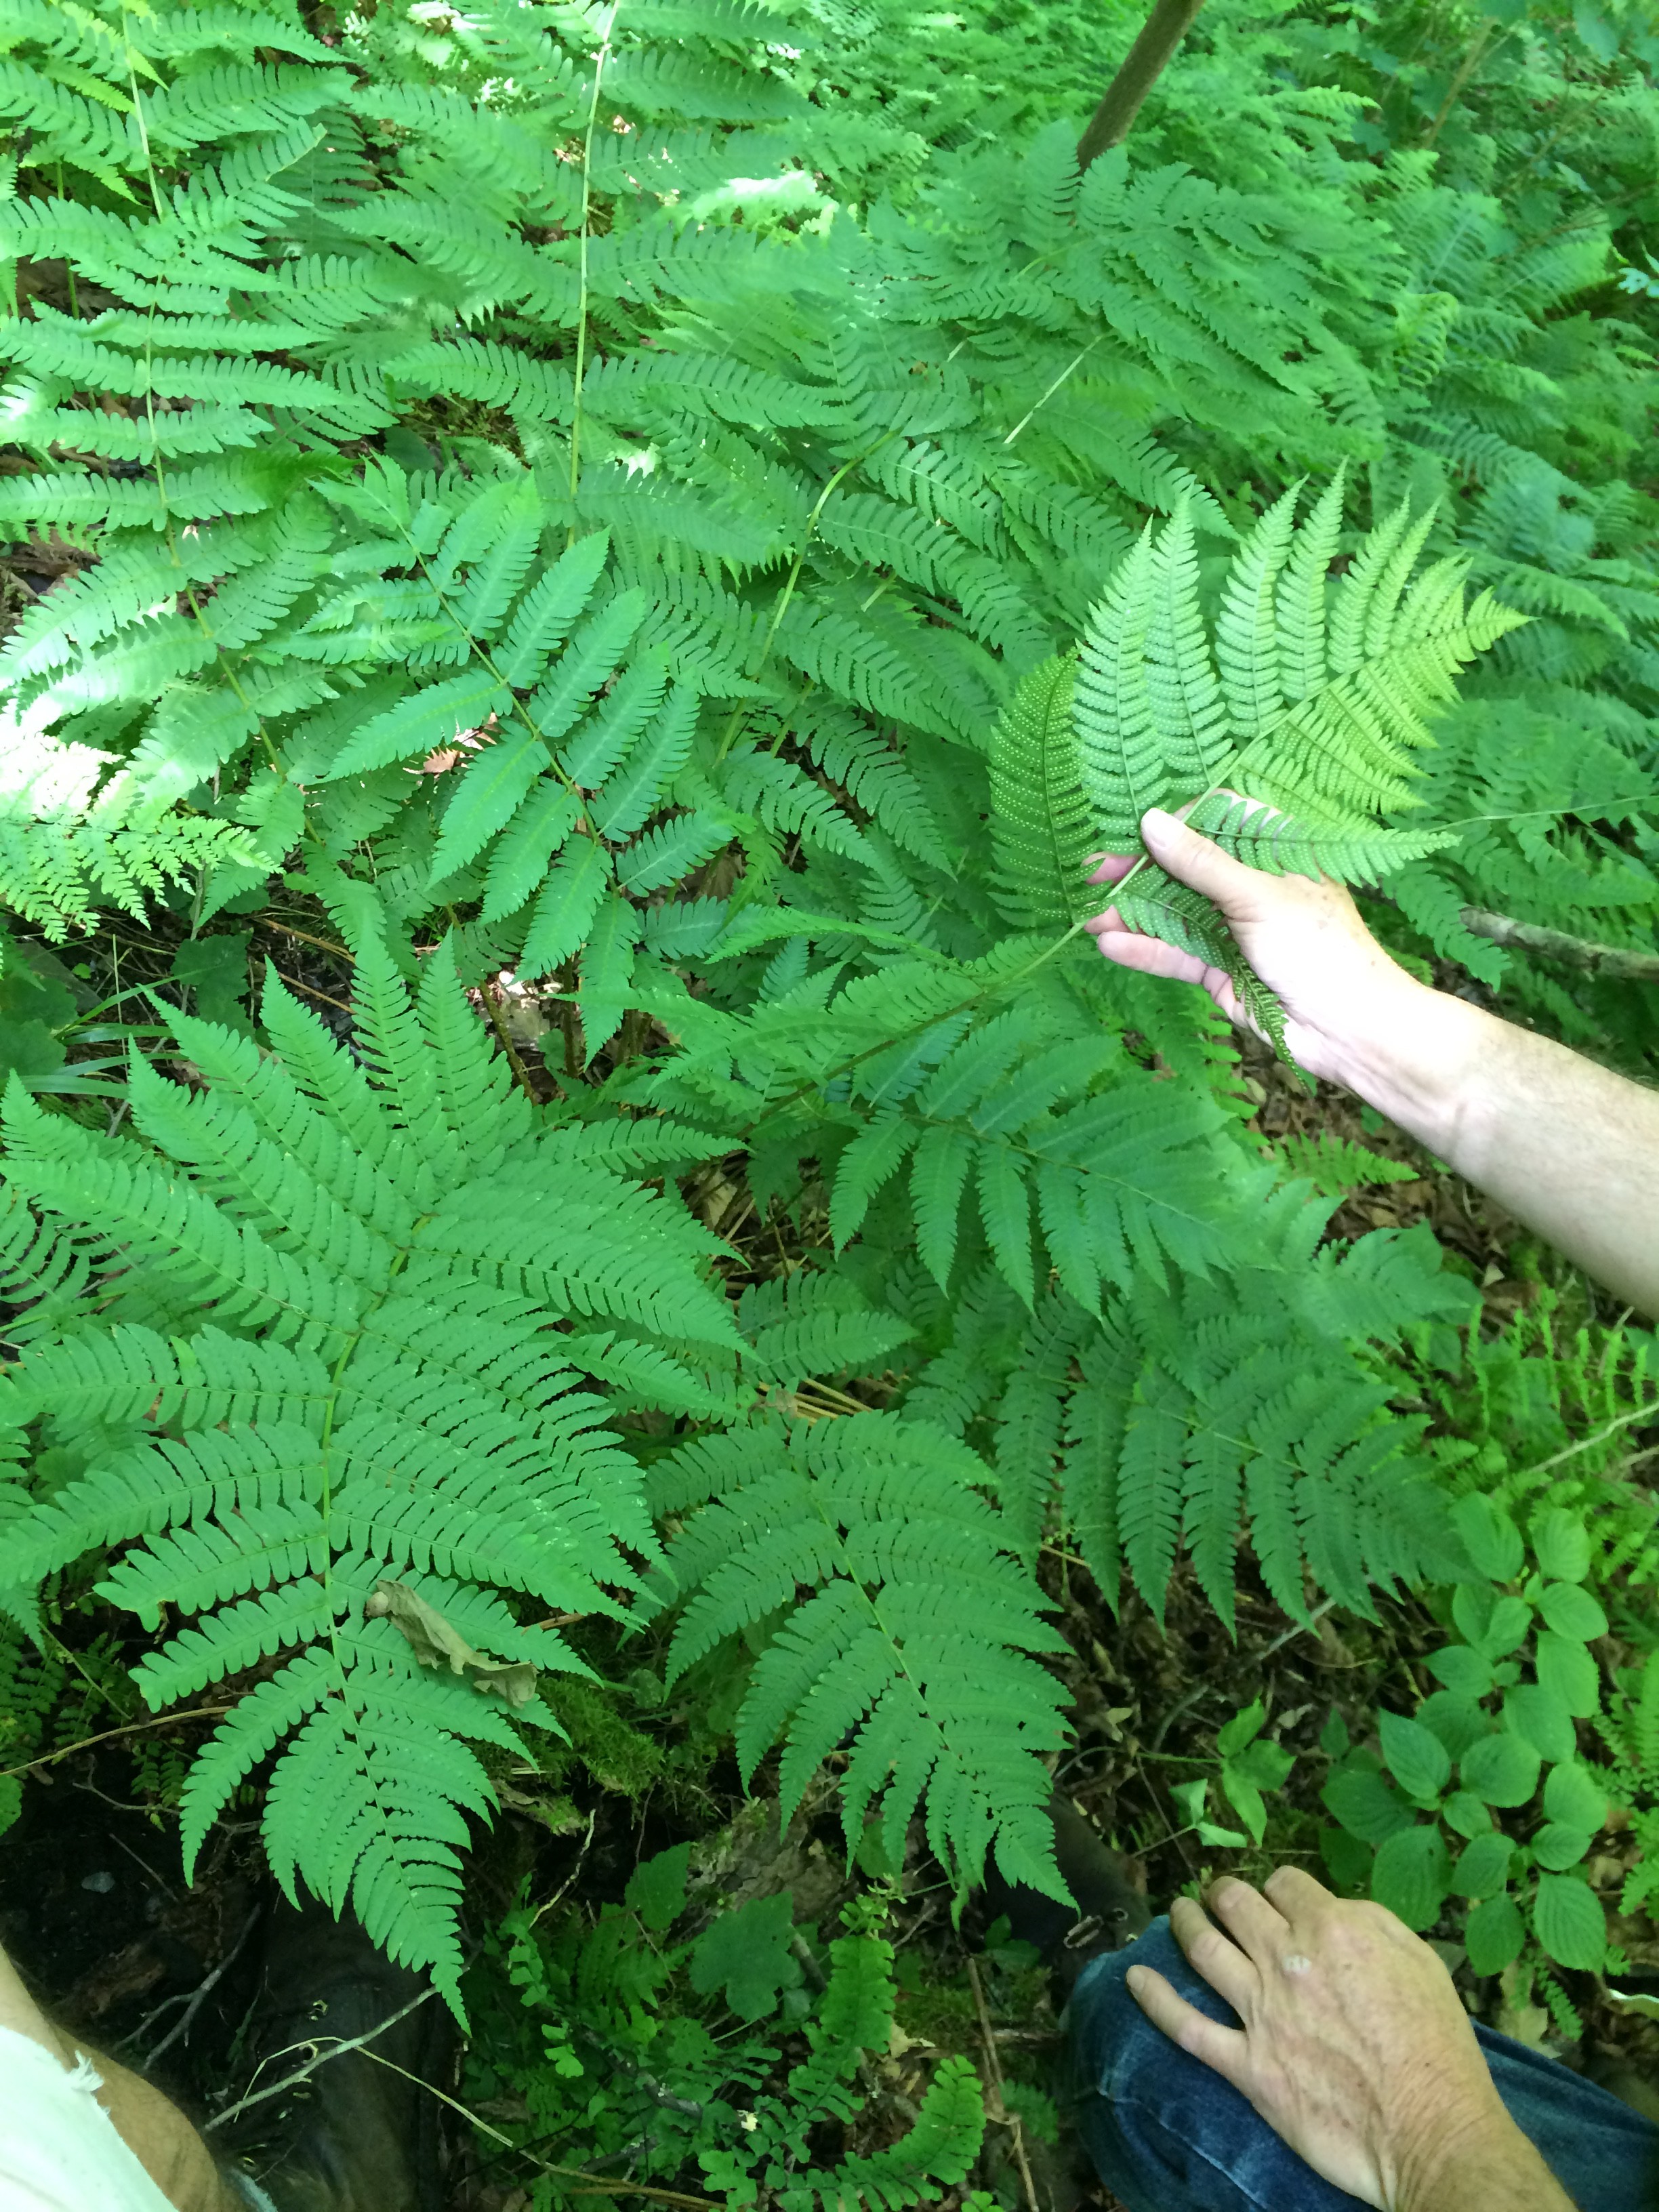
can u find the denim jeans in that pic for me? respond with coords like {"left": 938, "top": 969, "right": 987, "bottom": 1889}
{"left": 1067, "top": 1917, "right": 1659, "bottom": 2211}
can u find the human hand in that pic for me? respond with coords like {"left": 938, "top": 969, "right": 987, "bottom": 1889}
{"left": 1126, "top": 1868, "right": 1573, "bottom": 2212}
{"left": 1083, "top": 805, "right": 1429, "bottom": 1088}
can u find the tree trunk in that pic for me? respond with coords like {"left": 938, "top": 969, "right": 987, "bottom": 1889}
{"left": 1077, "top": 0, "right": 1208, "bottom": 171}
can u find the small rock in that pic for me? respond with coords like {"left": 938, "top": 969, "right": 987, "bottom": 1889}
{"left": 80, "top": 1870, "right": 115, "bottom": 1895}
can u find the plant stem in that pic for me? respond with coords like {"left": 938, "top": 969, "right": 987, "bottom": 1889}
{"left": 712, "top": 438, "right": 894, "bottom": 767}
{"left": 569, "top": 5, "right": 620, "bottom": 537}
{"left": 0, "top": 1705, "right": 233, "bottom": 1780}
{"left": 1002, "top": 333, "right": 1106, "bottom": 447}
{"left": 1422, "top": 17, "right": 1504, "bottom": 150}
{"left": 1077, "top": 0, "right": 1208, "bottom": 171}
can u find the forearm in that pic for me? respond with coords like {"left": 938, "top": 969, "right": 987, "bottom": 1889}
{"left": 1393, "top": 2106, "right": 1578, "bottom": 2212}
{"left": 1330, "top": 977, "right": 1659, "bottom": 1317}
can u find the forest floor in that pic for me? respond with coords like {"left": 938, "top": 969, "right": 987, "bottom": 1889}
{"left": 5, "top": 907, "right": 1659, "bottom": 2211}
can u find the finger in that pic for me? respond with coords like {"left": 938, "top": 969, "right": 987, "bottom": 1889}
{"left": 1126, "top": 1963, "right": 1250, "bottom": 2089}
{"left": 1139, "top": 806, "right": 1271, "bottom": 916}
{"left": 1084, "top": 853, "right": 1136, "bottom": 886}
{"left": 1089, "top": 929, "right": 1213, "bottom": 990}
{"left": 1203, "top": 1876, "right": 1295, "bottom": 1969}
{"left": 1262, "top": 1864, "right": 1338, "bottom": 1931}
{"left": 1168, "top": 1895, "right": 1258, "bottom": 2015}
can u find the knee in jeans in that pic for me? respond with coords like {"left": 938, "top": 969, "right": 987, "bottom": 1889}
{"left": 1067, "top": 1918, "right": 1202, "bottom": 2100}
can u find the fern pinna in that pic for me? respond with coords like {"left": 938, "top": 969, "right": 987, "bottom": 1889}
{"left": 0, "top": 935, "right": 737, "bottom": 2003}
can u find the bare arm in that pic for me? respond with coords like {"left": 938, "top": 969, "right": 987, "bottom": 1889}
{"left": 1087, "top": 806, "right": 1659, "bottom": 1316}
{"left": 1128, "top": 1870, "right": 1575, "bottom": 2212}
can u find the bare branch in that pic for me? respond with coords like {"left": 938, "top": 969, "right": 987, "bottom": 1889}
{"left": 1460, "top": 907, "right": 1659, "bottom": 984}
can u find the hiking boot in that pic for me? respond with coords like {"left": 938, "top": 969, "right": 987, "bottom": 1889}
{"left": 984, "top": 1796, "right": 1151, "bottom": 1998}
{"left": 216, "top": 1900, "right": 453, "bottom": 2212}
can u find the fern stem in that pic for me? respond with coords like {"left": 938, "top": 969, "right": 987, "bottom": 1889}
{"left": 568, "top": 5, "right": 621, "bottom": 539}
{"left": 270, "top": 968, "right": 354, "bottom": 1017}
{"left": 1002, "top": 334, "right": 1106, "bottom": 448}
{"left": 383, "top": 497, "right": 586, "bottom": 806}
{"left": 56, "top": 165, "right": 77, "bottom": 316}
{"left": 1103, "top": 775, "right": 1232, "bottom": 908}
{"left": 262, "top": 920, "right": 354, "bottom": 964}
{"left": 714, "top": 449, "right": 872, "bottom": 768}
{"left": 323, "top": 2047, "right": 729, "bottom": 2209}
{"left": 1510, "top": 1399, "right": 1659, "bottom": 1486}
{"left": 478, "top": 968, "right": 539, "bottom": 1098}
{"left": 120, "top": 9, "right": 168, "bottom": 224}
{"left": 764, "top": 920, "right": 1090, "bottom": 1118}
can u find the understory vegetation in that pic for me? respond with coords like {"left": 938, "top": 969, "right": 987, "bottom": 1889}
{"left": 0, "top": 0, "right": 1657, "bottom": 2200}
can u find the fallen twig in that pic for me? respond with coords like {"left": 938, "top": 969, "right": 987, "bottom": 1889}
{"left": 1460, "top": 907, "right": 1659, "bottom": 984}
{"left": 0, "top": 1706, "right": 233, "bottom": 1780}
{"left": 142, "top": 1905, "right": 262, "bottom": 2073}
{"left": 964, "top": 1953, "right": 1041, "bottom": 2212}
{"left": 203, "top": 1985, "right": 440, "bottom": 2132}
{"left": 356, "top": 2043, "right": 724, "bottom": 2208}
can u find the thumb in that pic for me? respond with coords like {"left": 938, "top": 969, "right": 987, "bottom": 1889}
{"left": 1139, "top": 806, "right": 1265, "bottom": 918}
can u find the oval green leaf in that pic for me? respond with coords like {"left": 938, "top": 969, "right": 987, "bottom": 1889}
{"left": 1504, "top": 1683, "right": 1578, "bottom": 1765}
{"left": 1452, "top": 1495, "right": 1524, "bottom": 1582}
{"left": 1537, "top": 1583, "right": 1607, "bottom": 1643}
{"left": 1324, "top": 1765, "right": 1413, "bottom": 1845}
{"left": 1372, "top": 1824, "right": 1452, "bottom": 1931}
{"left": 1542, "top": 1760, "right": 1609, "bottom": 1832}
{"left": 1379, "top": 1711, "right": 1452, "bottom": 1803}
{"left": 1442, "top": 1789, "right": 1496, "bottom": 1841}
{"left": 1428, "top": 1644, "right": 1495, "bottom": 1699}
{"left": 1535, "top": 1630, "right": 1601, "bottom": 1719}
{"left": 1452, "top": 1829, "right": 1513, "bottom": 1899}
{"left": 1530, "top": 1822, "right": 1595, "bottom": 1873}
{"left": 1465, "top": 1892, "right": 1526, "bottom": 1977}
{"left": 1460, "top": 1730, "right": 1542, "bottom": 1808}
{"left": 1419, "top": 1691, "right": 1491, "bottom": 1761}
{"left": 1532, "top": 1872, "right": 1606, "bottom": 1972}
{"left": 1530, "top": 1505, "right": 1591, "bottom": 1584}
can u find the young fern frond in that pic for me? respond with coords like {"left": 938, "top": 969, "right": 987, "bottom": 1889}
{"left": 990, "top": 487, "right": 1525, "bottom": 1059}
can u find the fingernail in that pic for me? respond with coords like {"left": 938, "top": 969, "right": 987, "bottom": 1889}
{"left": 1142, "top": 807, "right": 1174, "bottom": 832}
{"left": 1126, "top": 1965, "right": 1146, "bottom": 1994}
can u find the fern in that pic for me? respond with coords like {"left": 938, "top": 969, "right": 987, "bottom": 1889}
{"left": 992, "top": 491, "right": 1523, "bottom": 1054}
{"left": 0, "top": 0, "right": 1654, "bottom": 2003}
{"left": 0, "top": 933, "right": 737, "bottom": 2005}
{"left": 651, "top": 1412, "right": 1070, "bottom": 1896}
{"left": 0, "top": 708, "right": 270, "bottom": 938}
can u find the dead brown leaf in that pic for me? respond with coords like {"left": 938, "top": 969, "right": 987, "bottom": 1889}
{"left": 365, "top": 1580, "right": 540, "bottom": 1707}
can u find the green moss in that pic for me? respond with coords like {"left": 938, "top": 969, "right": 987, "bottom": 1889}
{"left": 540, "top": 1678, "right": 667, "bottom": 1797}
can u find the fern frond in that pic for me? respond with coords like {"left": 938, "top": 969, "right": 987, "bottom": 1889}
{"left": 663, "top": 1412, "right": 1068, "bottom": 1896}
{"left": 1, "top": 941, "right": 735, "bottom": 1997}
{"left": 1071, "top": 524, "right": 1160, "bottom": 848}
{"left": 1183, "top": 793, "right": 1454, "bottom": 883}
